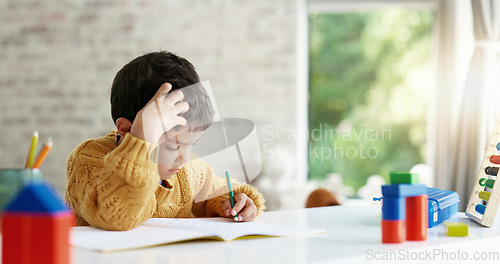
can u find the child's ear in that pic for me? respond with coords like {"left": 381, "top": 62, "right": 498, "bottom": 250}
{"left": 115, "top": 118, "right": 133, "bottom": 140}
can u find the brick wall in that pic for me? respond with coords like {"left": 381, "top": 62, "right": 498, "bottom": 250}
{"left": 0, "top": 0, "right": 299, "bottom": 209}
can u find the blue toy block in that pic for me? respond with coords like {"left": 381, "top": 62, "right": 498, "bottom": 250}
{"left": 476, "top": 204, "right": 486, "bottom": 215}
{"left": 6, "top": 181, "right": 68, "bottom": 214}
{"left": 382, "top": 184, "right": 427, "bottom": 198}
{"left": 382, "top": 197, "right": 406, "bottom": 220}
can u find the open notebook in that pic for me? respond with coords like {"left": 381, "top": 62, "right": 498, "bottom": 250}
{"left": 71, "top": 217, "right": 326, "bottom": 252}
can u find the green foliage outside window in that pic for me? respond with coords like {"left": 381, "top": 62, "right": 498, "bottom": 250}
{"left": 308, "top": 9, "right": 434, "bottom": 193}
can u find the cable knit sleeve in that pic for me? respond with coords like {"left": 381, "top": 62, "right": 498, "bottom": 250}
{"left": 65, "top": 132, "right": 159, "bottom": 231}
{"left": 190, "top": 160, "right": 265, "bottom": 218}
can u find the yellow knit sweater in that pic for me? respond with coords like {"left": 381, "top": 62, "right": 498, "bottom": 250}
{"left": 65, "top": 130, "right": 265, "bottom": 231}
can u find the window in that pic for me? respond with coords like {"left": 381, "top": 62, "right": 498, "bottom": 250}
{"left": 308, "top": 5, "right": 435, "bottom": 194}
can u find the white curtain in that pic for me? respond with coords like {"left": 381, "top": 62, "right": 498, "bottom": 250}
{"left": 449, "top": 0, "right": 500, "bottom": 211}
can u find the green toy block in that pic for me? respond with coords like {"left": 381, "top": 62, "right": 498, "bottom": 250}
{"left": 389, "top": 172, "right": 419, "bottom": 184}
{"left": 444, "top": 222, "right": 469, "bottom": 237}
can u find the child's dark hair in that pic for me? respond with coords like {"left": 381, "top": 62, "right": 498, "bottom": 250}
{"left": 110, "top": 51, "right": 214, "bottom": 131}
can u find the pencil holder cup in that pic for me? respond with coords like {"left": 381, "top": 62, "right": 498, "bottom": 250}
{"left": 0, "top": 169, "right": 42, "bottom": 213}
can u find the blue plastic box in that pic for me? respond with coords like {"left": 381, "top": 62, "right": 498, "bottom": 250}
{"left": 427, "top": 187, "right": 459, "bottom": 228}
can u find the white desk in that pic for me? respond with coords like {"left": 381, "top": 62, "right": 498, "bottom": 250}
{"left": 72, "top": 206, "right": 500, "bottom": 264}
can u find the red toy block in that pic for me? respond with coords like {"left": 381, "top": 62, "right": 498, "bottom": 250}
{"left": 2, "top": 182, "right": 75, "bottom": 264}
{"left": 489, "top": 155, "right": 500, "bottom": 164}
{"left": 406, "top": 194, "right": 428, "bottom": 241}
{"left": 381, "top": 219, "right": 405, "bottom": 243}
{"left": 2, "top": 212, "right": 74, "bottom": 264}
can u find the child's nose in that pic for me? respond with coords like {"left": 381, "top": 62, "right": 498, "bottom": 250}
{"left": 176, "top": 148, "right": 189, "bottom": 165}
{"left": 176, "top": 155, "right": 183, "bottom": 165}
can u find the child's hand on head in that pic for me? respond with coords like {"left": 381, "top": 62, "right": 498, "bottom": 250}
{"left": 222, "top": 193, "right": 257, "bottom": 222}
{"left": 131, "top": 83, "right": 189, "bottom": 144}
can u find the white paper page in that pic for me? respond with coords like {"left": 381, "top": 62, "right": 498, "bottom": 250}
{"left": 144, "top": 218, "right": 326, "bottom": 241}
{"left": 72, "top": 218, "right": 326, "bottom": 252}
{"left": 71, "top": 225, "right": 211, "bottom": 252}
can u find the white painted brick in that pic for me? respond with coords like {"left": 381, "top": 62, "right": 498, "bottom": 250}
{"left": 0, "top": 0, "right": 299, "bottom": 208}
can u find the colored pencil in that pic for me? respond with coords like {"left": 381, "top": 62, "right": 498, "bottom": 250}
{"left": 225, "top": 171, "right": 239, "bottom": 222}
{"left": 33, "top": 137, "right": 53, "bottom": 169}
{"left": 25, "top": 131, "right": 39, "bottom": 169}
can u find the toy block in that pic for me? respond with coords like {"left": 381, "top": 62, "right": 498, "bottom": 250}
{"left": 390, "top": 172, "right": 419, "bottom": 184}
{"left": 444, "top": 222, "right": 469, "bottom": 237}
{"left": 2, "top": 181, "right": 74, "bottom": 264}
{"left": 381, "top": 220, "right": 405, "bottom": 243}
{"left": 406, "top": 194, "right": 428, "bottom": 241}
{"left": 475, "top": 204, "right": 486, "bottom": 215}
{"left": 382, "top": 184, "right": 427, "bottom": 198}
{"left": 479, "top": 191, "right": 491, "bottom": 201}
{"left": 485, "top": 166, "right": 499, "bottom": 176}
{"left": 479, "top": 178, "right": 494, "bottom": 188}
{"left": 382, "top": 197, "right": 405, "bottom": 220}
{"left": 490, "top": 155, "right": 500, "bottom": 164}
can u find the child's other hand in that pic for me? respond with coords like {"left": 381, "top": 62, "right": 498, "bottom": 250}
{"left": 222, "top": 193, "right": 257, "bottom": 222}
{"left": 131, "top": 83, "right": 189, "bottom": 144}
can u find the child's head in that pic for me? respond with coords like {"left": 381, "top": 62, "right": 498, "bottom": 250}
{"left": 111, "top": 51, "right": 213, "bottom": 129}
{"left": 110, "top": 51, "right": 214, "bottom": 179}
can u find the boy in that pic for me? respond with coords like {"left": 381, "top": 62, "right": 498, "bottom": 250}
{"left": 65, "top": 51, "right": 265, "bottom": 231}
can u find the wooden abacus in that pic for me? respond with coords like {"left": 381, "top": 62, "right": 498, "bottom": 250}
{"left": 465, "top": 116, "right": 500, "bottom": 227}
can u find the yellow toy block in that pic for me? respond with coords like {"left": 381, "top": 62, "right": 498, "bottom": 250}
{"left": 444, "top": 222, "right": 469, "bottom": 237}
